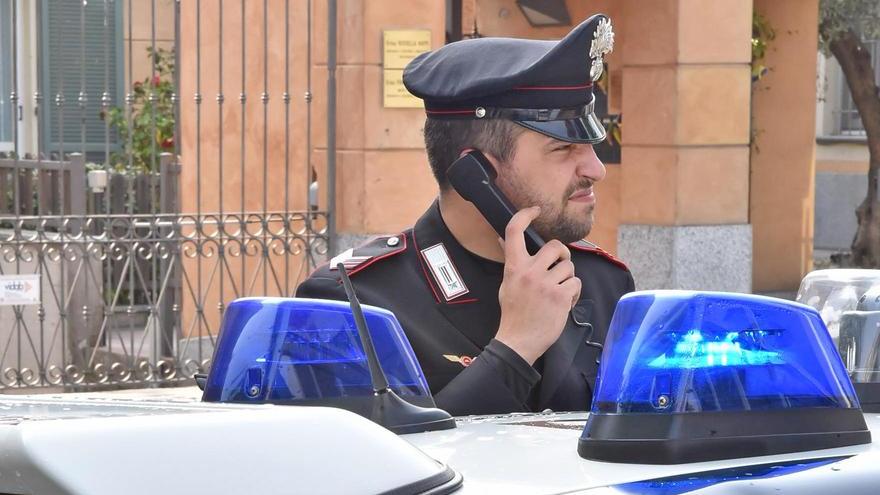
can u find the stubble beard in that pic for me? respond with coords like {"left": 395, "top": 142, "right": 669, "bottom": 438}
{"left": 498, "top": 173, "right": 595, "bottom": 244}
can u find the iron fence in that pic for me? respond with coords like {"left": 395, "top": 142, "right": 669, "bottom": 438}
{"left": 0, "top": 0, "right": 334, "bottom": 391}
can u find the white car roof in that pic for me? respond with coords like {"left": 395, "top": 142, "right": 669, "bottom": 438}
{"left": 1, "top": 387, "right": 878, "bottom": 494}
{"left": 0, "top": 391, "right": 458, "bottom": 495}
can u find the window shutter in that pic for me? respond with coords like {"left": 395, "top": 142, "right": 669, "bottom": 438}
{"left": 40, "top": 0, "right": 123, "bottom": 158}
{"left": 0, "top": 1, "right": 13, "bottom": 144}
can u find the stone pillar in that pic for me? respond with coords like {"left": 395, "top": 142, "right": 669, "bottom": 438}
{"left": 750, "top": 0, "right": 819, "bottom": 292}
{"left": 617, "top": 0, "right": 753, "bottom": 292}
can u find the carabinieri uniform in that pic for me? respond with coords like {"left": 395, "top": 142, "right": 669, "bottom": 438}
{"left": 296, "top": 202, "right": 633, "bottom": 415}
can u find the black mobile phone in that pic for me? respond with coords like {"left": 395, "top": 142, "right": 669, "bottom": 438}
{"left": 446, "top": 150, "right": 546, "bottom": 256}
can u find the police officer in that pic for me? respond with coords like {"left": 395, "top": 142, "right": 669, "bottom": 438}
{"left": 297, "top": 14, "right": 634, "bottom": 416}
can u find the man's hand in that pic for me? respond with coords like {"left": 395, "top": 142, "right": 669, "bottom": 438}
{"left": 495, "top": 206, "right": 582, "bottom": 365}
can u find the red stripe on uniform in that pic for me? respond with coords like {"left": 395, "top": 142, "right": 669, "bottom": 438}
{"left": 425, "top": 109, "right": 476, "bottom": 115}
{"left": 410, "top": 231, "right": 443, "bottom": 305}
{"left": 345, "top": 235, "right": 408, "bottom": 277}
{"left": 513, "top": 83, "right": 593, "bottom": 90}
{"left": 447, "top": 297, "right": 479, "bottom": 305}
{"left": 568, "top": 242, "right": 629, "bottom": 271}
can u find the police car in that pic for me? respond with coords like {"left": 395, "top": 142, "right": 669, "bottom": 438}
{"left": 2, "top": 269, "right": 880, "bottom": 495}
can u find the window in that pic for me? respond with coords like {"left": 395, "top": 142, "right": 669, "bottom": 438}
{"left": 39, "top": 0, "right": 123, "bottom": 159}
{"left": 838, "top": 39, "right": 880, "bottom": 136}
{"left": 0, "top": 0, "right": 13, "bottom": 147}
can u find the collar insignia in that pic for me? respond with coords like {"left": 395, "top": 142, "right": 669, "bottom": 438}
{"left": 589, "top": 18, "right": 615, "bottom": 82}
{"left": 421, "top": 243, "right": 470, "bottom": 301}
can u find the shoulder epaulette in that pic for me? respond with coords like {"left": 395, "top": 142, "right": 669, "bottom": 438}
{"left": 568, "top": 240, "right": 629, "bottom": 271}
{"left": 328, "top": 233, "right": 407, "bottom": 276}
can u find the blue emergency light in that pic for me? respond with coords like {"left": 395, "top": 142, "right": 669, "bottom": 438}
{"left": 202, "top": 297, "right": 436, "bottom": 415}
{"left": 579, "top": 291, "right": 872, "bottom": 464}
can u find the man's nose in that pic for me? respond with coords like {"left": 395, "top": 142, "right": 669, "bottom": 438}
{"left": 575, "top": 144, "right": 606, "bottom": 182}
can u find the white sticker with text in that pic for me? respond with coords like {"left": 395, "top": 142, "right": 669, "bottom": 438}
{"left": 0, "top": 274, "right": 40, "bottom": 306}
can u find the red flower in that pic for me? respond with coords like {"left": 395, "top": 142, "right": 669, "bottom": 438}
{"left": 151, "top": 74, "right": 161, "bottom": 87}
{"left": 160, "top": 137, "right": 174, "bottom": 149}
{"left": 133, "top": 81, "right": 143, "bottom": 90}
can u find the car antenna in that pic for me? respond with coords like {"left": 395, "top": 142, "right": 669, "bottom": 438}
{"left": 337, "top": 263, "right": 456, "bottom": 434}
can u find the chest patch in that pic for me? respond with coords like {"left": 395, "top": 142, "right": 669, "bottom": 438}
{"left": 420, "top": 243, "right": 470, "bottom": 301}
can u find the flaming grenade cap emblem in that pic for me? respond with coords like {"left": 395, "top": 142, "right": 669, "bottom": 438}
{"left": 589, "top": 18, "right": 615, "bottom": 82}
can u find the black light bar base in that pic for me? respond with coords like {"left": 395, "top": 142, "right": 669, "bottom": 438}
{"left": 853, "top": 383, "right": 880, "bottom": 413}
{"left": 578, "top": 408, "right": 871, "bottom": 464}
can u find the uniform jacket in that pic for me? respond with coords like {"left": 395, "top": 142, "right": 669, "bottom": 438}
{"left": 296, "top": 201, "right": 634, "bottom": 416}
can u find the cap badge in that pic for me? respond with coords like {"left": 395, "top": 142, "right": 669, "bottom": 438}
{"left": 589, "top": 18, "right": 614, "bottom": 82}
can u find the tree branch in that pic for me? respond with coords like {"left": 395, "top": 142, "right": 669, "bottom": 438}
{"left": 829, "top": 29, "right": 880, "bottom": 157}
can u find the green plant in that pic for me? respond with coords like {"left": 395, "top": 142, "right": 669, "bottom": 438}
{"left": 751, "top": 11, "right": 776, "bottom": 82}
{"left": 105, "top": 47, "right": 175, "bottom": 173}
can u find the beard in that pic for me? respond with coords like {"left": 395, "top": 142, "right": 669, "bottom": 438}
{"left": 497, "top": 171, "right": 595, "bottom": 244}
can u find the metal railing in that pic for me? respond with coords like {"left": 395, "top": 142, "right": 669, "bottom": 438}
{"left": 0, "top": 0, "right": 334, "bottom": 391}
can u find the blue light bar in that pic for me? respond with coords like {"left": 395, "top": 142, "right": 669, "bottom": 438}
{"left": 202, "top": 298, "right": 433, "bottom": 412}
{"left": 646, "top": 329, "right": 784, "bottom": 369}
{"left": 594, "top": 291, "right": 858, "bottom": 414}
{"left": 579, "top": 291, "right": 871, "bottom": 464}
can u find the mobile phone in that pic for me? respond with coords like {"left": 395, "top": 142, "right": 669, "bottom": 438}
{"left": 446, "top": 150, "right": 546, "bottom": 255}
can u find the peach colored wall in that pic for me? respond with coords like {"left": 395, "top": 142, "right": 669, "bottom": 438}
{"left": 178, "top": 0, "right": 315, "bottom": 335}
{"left": 619, "top": 0, "right": 752, "bottom": 226}
{"left": 177, "top": 1, "right": 445, "bottom": 334}
{"left": 124, "top": 0, "right": 175, "bottom": 88}
{"left": 310, "top": 0, "right": 446, "bottom": 235}
{"left": 750, "top": 0, "right": 819, "bottom": 291}
{"left": 816, "top": 159, "right": 869, "bottom": 174}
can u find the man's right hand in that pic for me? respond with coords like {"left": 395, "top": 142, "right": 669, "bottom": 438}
{"left": 495, "top": 206, "right": 582, "bottom": 365}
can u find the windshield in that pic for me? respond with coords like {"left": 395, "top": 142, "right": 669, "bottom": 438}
{"left": 797, "top": 269, "right": 880, "bottom": 383}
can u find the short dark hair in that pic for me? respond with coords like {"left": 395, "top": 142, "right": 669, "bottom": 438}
{"left": 423, "top": 118, "right": 524, "bottom": 190}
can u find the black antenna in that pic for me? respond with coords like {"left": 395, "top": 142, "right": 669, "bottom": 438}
{"left": 337, "top": 263, "right": 456, "bottom": 434}
{"left": 339, "top": 264, "right": 390, "bottom": 393}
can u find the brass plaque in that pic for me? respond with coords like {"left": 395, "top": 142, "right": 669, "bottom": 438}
{"left": 383, "top": 69, "right": 423, "bottom": 108}
{"left": 383, "top": 30, "right": 431, "bottom": 70}
{"left": 383, "top": 30, "right": 430, "bottom": 108}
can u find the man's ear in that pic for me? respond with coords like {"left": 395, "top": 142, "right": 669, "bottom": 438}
{"left": 459, "top": 148, "right": 503, "bottom": 176}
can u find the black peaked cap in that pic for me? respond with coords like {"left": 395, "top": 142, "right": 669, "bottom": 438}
{"left": 403, "top": 14, "right": 613, "bottom": 143}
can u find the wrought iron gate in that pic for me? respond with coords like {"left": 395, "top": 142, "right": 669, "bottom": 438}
{"left": 0, "top": 0, "right": 334, "bottom": 391}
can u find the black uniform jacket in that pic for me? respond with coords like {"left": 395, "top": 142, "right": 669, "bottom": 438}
{"left": 296, "top": 202, "right": 634, "bottom": 416}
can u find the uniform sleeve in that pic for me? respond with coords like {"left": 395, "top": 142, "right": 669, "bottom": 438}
{"left": 434, "top": 339, "right": 540, "bottom": 416}
{"left": 295, "top": 275, "right": 347, "bottom": 301}
{"left": 624, "top": 270, "right": 635, "bottom": 294}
